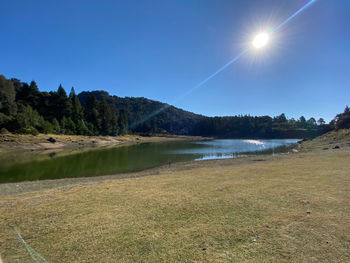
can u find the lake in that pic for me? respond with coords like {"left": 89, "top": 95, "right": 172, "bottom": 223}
{"left": 0, "top": 139, "right": 299, "bottom": 183}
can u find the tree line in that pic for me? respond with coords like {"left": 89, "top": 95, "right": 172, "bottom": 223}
{"left": 191, "top": 114, "right": 330, "bottom": 139}
{"left": 0, "top": 75, "right": 127, "bottom": 136}
{"left": 0, "top": 74, "right": 348, "bottom": 138}
{"left": 331, "top": 106, "right": 350, "bottom": 130}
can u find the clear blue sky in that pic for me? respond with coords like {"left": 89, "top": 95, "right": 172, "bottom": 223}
{"left": 1, "top": 0, "right": 349, "bottom": 122}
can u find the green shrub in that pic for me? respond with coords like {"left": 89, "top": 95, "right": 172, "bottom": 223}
{"left": 38, "top": 119, "right": 54, "bottom": 134}
{"left": 18, "top": 127, "right": 39, "bottom": 136}
{"left": 0, "top": 128, "right": 10, "bottom": 134}
{"left": 0, "top": 112, "right": 11, "bottom": 128}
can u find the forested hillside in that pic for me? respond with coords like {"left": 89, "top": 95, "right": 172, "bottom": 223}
{"left": 0, "top": 75, "right": 203, "bottom": 136}
{"left": 192, "top": 114, "right": 329, "bottom": 139}
{"left": 78, "top": 91, "right": 203, "bottom": 135}
{"left": 0, "top": 74, "right": 339, "bottom": 138}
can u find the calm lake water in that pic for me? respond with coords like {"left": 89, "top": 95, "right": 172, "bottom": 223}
{"left": 0, "top": 139, "right": 299, "bottom": 183}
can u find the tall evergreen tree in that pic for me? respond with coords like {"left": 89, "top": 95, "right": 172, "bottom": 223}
{"left": 61, "top": 116, "right": 76, "bottom": 134}
{"left": 52, "top": 118, "right": 61, "bottom": 134}
{"left": 0, "top": 75, "right": 17, "bottom": 115}
{"left": 98, "top": 99, "right": 115, "bottom": 135}
{"left": 317, "top": 118, "right": 326, "bottom": 126}
{"left": 57, "top": 84, "right": 67, "bottom": 97}
{"left": 69, "top": 86, "right": 76, "bottom": 98}
{"left": 69, "top": 87, "right": 84, "bottom": 123}
{"left": 84, "top": 96, "right": 100, "bottom": 133}
{"left": 307, "top": 117, "right": 317, "bottom": 127}
{"left": 298, "top": 116, "right": 307, "bottom": 128}
{"left": 53, "top": 84, "right": 73, "bottom": 121}
{"left": 118, "top": 109, "right": 128, "bottom": 135}
{"left": 15, "top": 80, "right": 40, "bottom": 109}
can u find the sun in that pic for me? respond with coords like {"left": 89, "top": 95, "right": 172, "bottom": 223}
{"left": 252, "top": 32, "right": 269, "bottom": 49}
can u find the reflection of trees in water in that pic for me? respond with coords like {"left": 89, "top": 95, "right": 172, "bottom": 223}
{"left": 0, "top": 140, "right": 298, "bottom": 183}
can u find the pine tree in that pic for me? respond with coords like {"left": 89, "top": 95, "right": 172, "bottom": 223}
{"left": 0, "top": 75, "right": 17, "bottom": 115}
{"left": 98, "top": 99, "right": 114, "bottom": 135}
{"left": 52, "top": 118, "right": 60, "bottom": 134}
{"left": 110, "top": 115, "right": 119, "bottom": 136}
{"left": 38, "top": 119, "right": 54, "bottom": 134}
{"left": 57, "top": 84, "right": 67, "bottom": 97}
{"left": 69, "top": 86, "right": 76, "bottom": 98}
{"left": 317, "top": 118, "right": 325, "bottom": 126}
{"left": 307, "top": 117, "right": 317, "bottom": 127}
{"left": 118, "top": 110, "right": 128, "bottom": 135}
{"left": 75, "top": 120, "right": 87, "bottom": 135}
{"left": 298, "top": 116, "right": 307, "bottom": 128}
{"left": 54, "top": 85, "right": 73, "bottom": 121}
{"left": 84, "top": 96, "right": 100, "bottom": 132}
{"left": 70, "top": 87, "right": 84, "bottom": 123}
{"left": 60, "top": 116, "right": 76, "bottom": 134}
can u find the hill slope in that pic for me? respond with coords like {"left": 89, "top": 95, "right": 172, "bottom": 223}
{"left": 301, "top": 129, "right": 350, "bottom": 152}
{"left": 78, "top": 91, "right": 204, "bottom": 135}
{"left": 78, "top": 91, "right": 326, "bottom": 138}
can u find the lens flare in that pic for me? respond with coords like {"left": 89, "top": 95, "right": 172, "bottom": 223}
{"left": 252, "top": 32, "right": 269, "bottom": 48}
{"left": 129, "top": 0, "right": 317, "bottom": 130}
{"left": 272, "top": 0, "right": 317, "bottom": 33}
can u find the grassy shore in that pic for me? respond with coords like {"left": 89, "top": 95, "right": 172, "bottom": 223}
{"left": 0, "top": 131, "right": 350, "bottom": 262}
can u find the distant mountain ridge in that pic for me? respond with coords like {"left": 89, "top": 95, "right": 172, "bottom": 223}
{"left": 77, "top": 90, "right": 328, "bottom": 139}
{"left": 78, "top": 91, "right": 204, "bottom": 135}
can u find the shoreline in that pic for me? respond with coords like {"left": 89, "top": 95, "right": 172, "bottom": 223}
{"left": 0, "top": 151, "right": 288, "bottom": 196}
{"left": 0, "top": 133, "right": 207, "bottom": 163}
{"left": 1, "top": 130, "right": 348, "bottom": 196}
{"left": 0, "top": 144, "right": 306, "bottom": 197}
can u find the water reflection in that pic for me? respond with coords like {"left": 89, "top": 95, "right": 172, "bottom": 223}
{"left": 0, "top": 139, "right": 299, "bottom": 183}
{"left": 173, "top": 139, "right": 299, "bottom": 160}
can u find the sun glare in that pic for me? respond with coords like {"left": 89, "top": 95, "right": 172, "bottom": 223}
{"left": 252, "top": 32, "right": 269, "bottom": 49}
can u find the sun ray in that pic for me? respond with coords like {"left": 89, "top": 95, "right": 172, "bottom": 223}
{"left": 129, "top": 0, "right": 318, "bottom": 130}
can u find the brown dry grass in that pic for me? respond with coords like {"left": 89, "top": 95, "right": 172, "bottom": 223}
{"left": 0, "top": 133, "right": 350, "bottom": 262}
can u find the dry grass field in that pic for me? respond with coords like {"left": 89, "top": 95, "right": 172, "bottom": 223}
{"left": 1, "top": 131, "right": 350, "bottom": 262}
